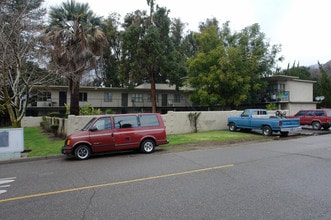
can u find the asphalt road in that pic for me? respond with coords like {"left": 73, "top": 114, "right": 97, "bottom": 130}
{"left": 1, "top": 134, "right": 331, "bottom": 220}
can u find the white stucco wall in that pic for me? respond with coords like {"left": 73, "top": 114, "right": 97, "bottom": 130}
{"left": 22, "top": 109, "right": 298, "bottom": 136}
{"left": 162, "top": 111, "right": 239, "bottom": 134}
{"left": 22, "top": 111, "right": 245, "bottom": 136}
{"left": 287, "top": 81, "right": 313, "bottom": 102}
{"left": 21, "top": 116, "right": 43, "bottom": 127}
{"left": 287, "top": 103, "right": 317, "bottom": 116}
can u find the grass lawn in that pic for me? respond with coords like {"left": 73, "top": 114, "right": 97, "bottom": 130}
{"left": 166, "top": 130, "right": 264, "bottom": 145}
{"left": 23, "top": 127, "right": 267, "bottom": 157}
{"left": 24, "top": 127, "right": 64, "bottom": 157}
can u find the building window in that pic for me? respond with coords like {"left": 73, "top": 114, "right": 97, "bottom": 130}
{"left": 174, "top": 94, "right": 181, "bottom": 103}
{"left": 132, "top": 93, "right": 143, "bottom": 102}
{"left": 37, "top": 92, "right": 51, "bottom": 101}
{"left": 104, "top": 92, "right": 112, "bottom": 102}
{"left": 79, "top": 92, "right": 88, "bottom": 102}
{"left": 146, "top": 94, "right": 158, "bottom": 102}
{"left": 270, "top": 84, "right": 285, "bottom": 92}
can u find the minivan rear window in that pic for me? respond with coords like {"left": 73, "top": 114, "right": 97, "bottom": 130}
{"left": 139, "top": 114, "right": 160, "bottom": 127}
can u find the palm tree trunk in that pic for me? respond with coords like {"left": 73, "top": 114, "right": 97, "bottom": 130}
{"left": 69, "top": 79, "right": 80, "bottom": 115}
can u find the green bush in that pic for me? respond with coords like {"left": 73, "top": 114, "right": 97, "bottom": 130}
{"left": 50, "top": 124, "right": 59, "bottom": 135}
{"left": 266, "top": 103, "right": 277, "bottom": 110}
{"left": 105, "top": 109, "right": 113, "bottom": 114}
{"left": 80, "top": 104, "right": 102, "bottom": 115}
{"left": 40, "top": 121, "right": 49, "bottom": 129}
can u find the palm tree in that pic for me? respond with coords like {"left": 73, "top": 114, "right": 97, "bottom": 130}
{"left": 46, "top": 0, "right": 107, "bottom": 115}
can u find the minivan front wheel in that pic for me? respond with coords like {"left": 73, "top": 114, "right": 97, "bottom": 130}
{"left": 140, "top": 139, "right": 155, "bottom": 153}
{"left": 74, "top": 145, "right": 91, "bottom": 160}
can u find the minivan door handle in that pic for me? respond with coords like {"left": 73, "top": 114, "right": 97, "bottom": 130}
{"left": 111, "top": 133, "right": 114, "bottom": 137}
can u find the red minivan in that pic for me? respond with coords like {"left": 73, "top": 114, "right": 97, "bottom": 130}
{"left": 61, "top": 113, "right": 168, "bottom": 160}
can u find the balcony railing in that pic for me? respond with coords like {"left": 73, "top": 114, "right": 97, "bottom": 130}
{"left": 28, "top": 97, "right": 193, "bottom": 108}
{"left": 264, "top": 91, "right": 289, "bottom": 102}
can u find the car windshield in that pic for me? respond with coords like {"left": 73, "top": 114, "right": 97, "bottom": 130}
{"left": 81, "top": 118, "right": 96, "bottom": 131}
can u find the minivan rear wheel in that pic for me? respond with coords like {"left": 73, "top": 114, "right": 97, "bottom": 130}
{"left": 74, "top": 145, "right": 91, "bottom": 160}
{"left": 140, "top": 139, "right": 155, "bottom": 153}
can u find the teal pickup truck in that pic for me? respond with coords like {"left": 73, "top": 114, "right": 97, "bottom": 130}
{"left": 227, "top": 109, "right": 301, "bottom": 136}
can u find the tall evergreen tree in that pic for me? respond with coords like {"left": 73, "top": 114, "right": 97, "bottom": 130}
{"left": 121, "top": 1, "right": 181, "bottom": 112}
{"left": 315, "top": 62, "right": 331, "bottom": 107}
{"left": 280, "top": 62, "right": 312, "bottom": 80}
{"left": 99, "top": 13, "right": 122, "bottom": 87}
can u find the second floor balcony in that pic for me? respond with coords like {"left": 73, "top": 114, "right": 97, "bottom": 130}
{"left": 262, "top": 91, "right": 290, "bottom": 102}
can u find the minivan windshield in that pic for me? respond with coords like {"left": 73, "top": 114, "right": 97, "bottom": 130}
{"left": 81, "top": 118, "right": 96, "bottom": 131}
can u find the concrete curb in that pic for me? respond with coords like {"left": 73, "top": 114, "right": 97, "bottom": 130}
{"left": 0, "top": 154, "right": 63, "bottom": 165}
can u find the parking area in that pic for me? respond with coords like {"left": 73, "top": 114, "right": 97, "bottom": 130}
{"left": 300, "top": 126, "right": 331, "bottom": 135}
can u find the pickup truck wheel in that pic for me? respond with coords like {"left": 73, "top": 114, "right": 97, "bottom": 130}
{"left": 312, "top": 121, "right": 321, "bottom": 130}
{"left": 140, "top": 139, "right": 155, "bottom": 153}
{"left": 228, "top": 123, "right": 237, "bottom": 132}
{"left": 74, "top": 145, "right": 91, "bottom": 160}
{"left": 262, "top": 126, "right": 273, "bottom": 136}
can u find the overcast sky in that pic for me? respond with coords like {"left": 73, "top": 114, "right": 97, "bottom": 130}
{"left": 44, "top": 0, "right": 331, "bottom": 69}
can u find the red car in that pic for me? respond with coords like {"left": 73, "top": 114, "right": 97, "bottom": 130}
{"left": 287, "top": 109, "right": 331, "bottom": 130}
{"left": 61, "top": 113, "right": 169, "bottom": 160}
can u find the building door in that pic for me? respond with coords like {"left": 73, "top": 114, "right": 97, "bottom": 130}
{"left": 121, "top": 93, "right": 128, "bottom": 107}
{"left": 59, "top": 91, "right": 67, "bottom": 106}
{"left": 162, "top": 94, "right": 168, "bottom": 106}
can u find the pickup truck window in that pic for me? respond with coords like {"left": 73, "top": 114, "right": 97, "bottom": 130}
{"left": 241, "top": 110, "right": 250, "bottom": 117}
{"left": 252, "top": 110, "right": 267, "bottom": 116}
